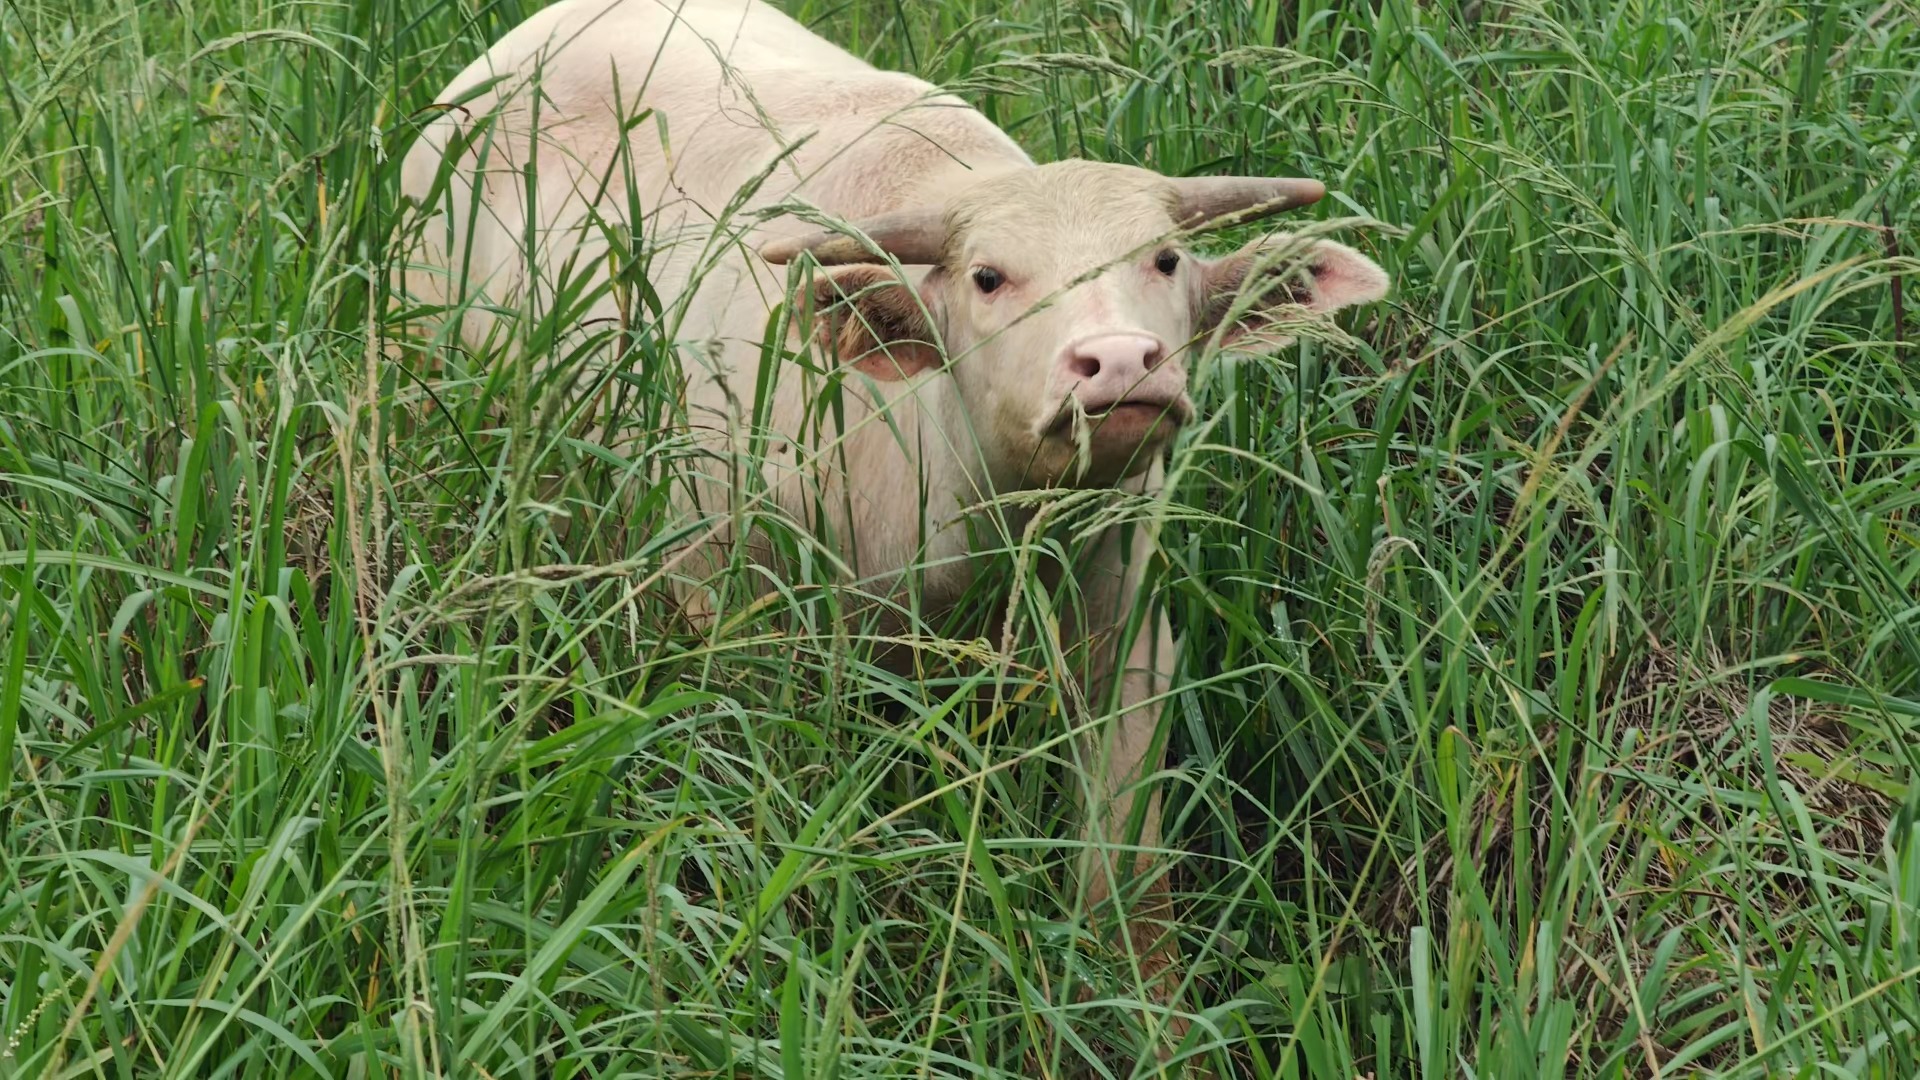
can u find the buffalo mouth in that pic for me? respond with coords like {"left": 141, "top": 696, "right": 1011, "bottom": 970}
{"left": 1044, "top": 393, "right": 1194, "bottom": 439}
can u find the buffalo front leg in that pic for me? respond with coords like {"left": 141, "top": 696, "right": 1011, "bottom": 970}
{"left": 1069, "top": 517, "right": 1189, "bottom": 1047}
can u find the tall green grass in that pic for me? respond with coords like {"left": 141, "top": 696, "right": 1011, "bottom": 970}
{"left": 3, "top": 0, "right": 1918, "bottom": 1076}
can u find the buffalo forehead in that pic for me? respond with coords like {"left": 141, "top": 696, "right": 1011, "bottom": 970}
{"left": 944, "top": 163, "right": 1180, "bottom": 272}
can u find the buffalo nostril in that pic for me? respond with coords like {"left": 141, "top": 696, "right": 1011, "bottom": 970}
{"left": 1067, "top": 353, "right": 1102, "bottom": 380}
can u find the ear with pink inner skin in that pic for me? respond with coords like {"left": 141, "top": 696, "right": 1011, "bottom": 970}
{"left": 802, "top": 264, "right": 943, "bottom": 380}
{"left": 1197, "top": 235, "right": 1391, "bottom": 351}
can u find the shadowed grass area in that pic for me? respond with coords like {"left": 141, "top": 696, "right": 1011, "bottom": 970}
{"left": 2, "top": 0, "right": 1918, "bottom": 1077}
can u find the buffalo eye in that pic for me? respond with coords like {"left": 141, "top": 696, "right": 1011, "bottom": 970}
{"left": 1154, "top": 250, "right": 1180, "bottom": 276}
{"left": 972, "top": 266, "right": 1004, "bottom": 294}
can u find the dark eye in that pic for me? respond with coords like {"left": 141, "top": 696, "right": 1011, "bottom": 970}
{"left": 972, "top": 266, "right": 1004, "bottom": 294}
{"left": 1154, "top": 250, "right": 1180, "bottom": 275}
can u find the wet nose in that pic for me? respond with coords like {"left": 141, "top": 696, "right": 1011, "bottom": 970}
{"left": 1062, "top": 333, "right": 1166, "bottom": 386}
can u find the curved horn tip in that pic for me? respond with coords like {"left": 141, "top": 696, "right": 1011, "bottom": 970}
{"left": 1289, "top": 178, "right": 1328, "bottom": 206}
{"left": 758, "top": 238, "right": 804, "bottom": 265}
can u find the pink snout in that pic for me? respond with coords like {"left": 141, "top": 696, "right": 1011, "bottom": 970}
{"left": 1057, "top": 332, "right": 1189, "bottom": 420}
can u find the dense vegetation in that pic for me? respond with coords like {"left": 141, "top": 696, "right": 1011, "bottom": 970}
{"left": 3, "top": 0, "right": 1918, "bottom": 1076}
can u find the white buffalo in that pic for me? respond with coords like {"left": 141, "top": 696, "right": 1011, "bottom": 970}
{"left": 398, "top": 0, "right": 1389, "bottom": 1052}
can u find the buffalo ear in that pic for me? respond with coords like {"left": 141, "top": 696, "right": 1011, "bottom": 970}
{"left": 800, "top": 264, "right": 943, "bottom": 380}
{"left": 1197, "top": 235, "right": 1390, "bottom": 352}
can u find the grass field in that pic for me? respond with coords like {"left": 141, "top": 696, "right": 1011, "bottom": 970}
{"left": 4, "top": 0, "right": 1920, "bottom": 1076}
